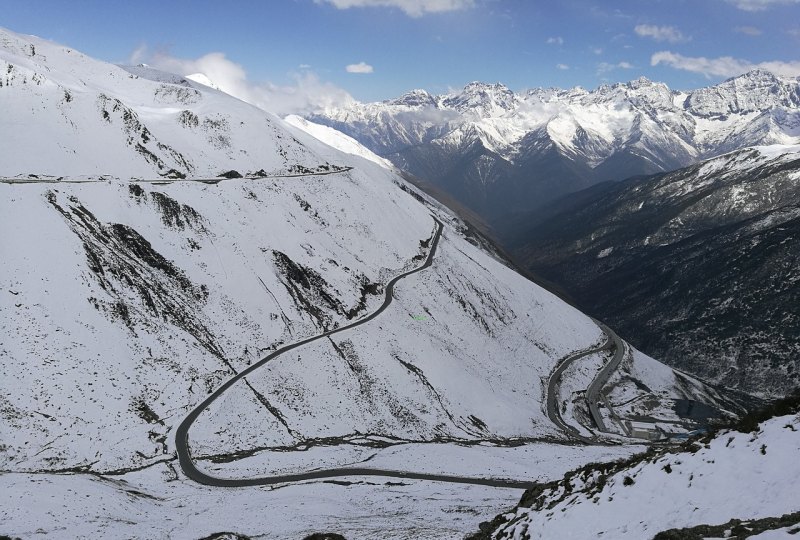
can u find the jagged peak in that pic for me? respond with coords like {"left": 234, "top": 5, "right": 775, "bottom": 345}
{"left": 440, "top": 81, "right": 517, "bottom": 114}
{"left": 627, "top": 75, "right": 655, "bottom": 89}
{"left": 466, "top": 80, "right": 508, "bottom": 89}
{"left": 385, "top": 88, "right": 437, "bottom": 108}
{"left": 725, "top": 68, "right": 781, "bottom": 84}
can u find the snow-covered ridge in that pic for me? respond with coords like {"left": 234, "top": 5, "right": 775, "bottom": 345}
{"left": 476, "top": 409, "right": 800, "bottom": 539}
{"left": 0, "top": 27, "right": 347, "bottom": 179}
{"left": 284, "top": 114, "right": 393, "bottom": 169}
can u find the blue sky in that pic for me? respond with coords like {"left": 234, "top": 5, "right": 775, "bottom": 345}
{"left": 3, "top": 0, "right": 800, "bottom": 112}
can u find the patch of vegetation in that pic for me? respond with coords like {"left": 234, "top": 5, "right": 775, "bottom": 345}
{"left": 197, "top": 533, "right": 252, "bottom": 540}
{"left": 730, "top": 389, "right": 800, "bottom": 434}
{"left": 653, "top": 510, "right": 800, "bottom": 539}
{"left": 623, "top": 475, "right": 635, "bottom": 486}
{"left": 132, "top": 396, "right": 163, "bottom": 425}
{"left": 128, "top": 184, "right": 145, "bottom": 199}
{"left": 178, "top": 110, "right": 199, "bottom": 128}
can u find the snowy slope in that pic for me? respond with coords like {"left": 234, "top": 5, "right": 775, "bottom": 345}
{"left": 285, "top": 114, "right": 394, "bottom": 169}
{"left": 0, "top": 28, "right": 733, "bottom": 538}
{"left": 475, "top": 409, "right": 800, "bottom": 539}
{"left": 0, "top": 27, "right": 337, "bottom": 179}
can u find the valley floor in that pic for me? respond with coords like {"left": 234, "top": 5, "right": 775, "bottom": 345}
{"left": 1, "top": 441, "right": 641, "bottom": 539}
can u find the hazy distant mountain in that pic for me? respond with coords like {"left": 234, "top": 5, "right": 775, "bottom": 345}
{"left": 309, "top": 71, "right": 800, "bottom": 229}
{"left": 509, "top": 145, "right": 800, "bottom": 398}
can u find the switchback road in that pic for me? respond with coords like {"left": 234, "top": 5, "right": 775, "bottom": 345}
{"left": 544, "top": 319, "right": 626, "bottom": 441}
{"left": 174, "top": 217, "right": 538, "bottom": 490}
{"left": 585, "top": 320, "right": 626, "bottom": 434}
{"left": 545, "top": 332, "right": 612, "bottom": 443}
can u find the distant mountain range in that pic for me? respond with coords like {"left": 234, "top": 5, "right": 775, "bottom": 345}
{"left": 308, "top": 71, "right": 800, "bottom": 230}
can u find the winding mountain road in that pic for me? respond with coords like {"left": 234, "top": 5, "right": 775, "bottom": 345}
{"left": 545, "top": 335, "right": 612, "bottom": 443}
{"left": 544, "top": 319, "right": 626, "bottom": 441}
{"left": 174, "top": 217, "right": 538, "bottom": 490}
{"left": 585, "top": 320, "right": 627, "bottom": 433}
{"left": 175, "top": 213, "right": 632, "bottom": 489}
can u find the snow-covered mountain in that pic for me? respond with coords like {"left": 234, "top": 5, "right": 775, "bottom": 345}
{"left": 509, "top": 145, "right": 800, "bottom": 398}
{"left": 0, "top": 27, "right": 736, "bottom": 538}
{"left": 0, "top": 30, "right": 336, "bottom": 180}
{"left": 284, "top": 114, "right": 394, "bottom": 169}
{"left": 308, "top": 71, "right": 800, "bottom": 228}
{"left": 472, "top": 400, "right": 800, "bottom": 539}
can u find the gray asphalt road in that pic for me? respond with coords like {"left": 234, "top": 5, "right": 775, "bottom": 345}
{"left": 585, "top": 320, "right": 626, "bottom": 434}
{"left": 544, "top": 333, "right": 612, "bottom": 444}
{"left": 174, "top": 217, "right": 538, "bottom": 490}
{"left": 0, "top": 167, "right": 353, "bottom": 185}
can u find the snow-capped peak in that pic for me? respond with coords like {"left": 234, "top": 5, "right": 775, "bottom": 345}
{"left": 386, "top": 88, "right": 438, "bottom": 108}
{"left": 441, "top": 81, "right": 518, "bottom": 116}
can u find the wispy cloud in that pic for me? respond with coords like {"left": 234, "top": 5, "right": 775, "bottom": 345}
{"left": 651, "top": 51, "right": 800, "bottom": 78}
{"left": 634, "top": 24, "right": 690, "bottom": 43}
{"left": 725, "top": 0, "right": 799, "bottom": 10}
{"left": 130, "top": 47, "right": 353, "bottom": 115}
{"left": 546, "top": 36, "right": 564, "bottom": 45}
{"left": 734, "top": 25, "right": 763, "bottom": 36}
{"left": 590, "top": 47, "right": 604, "bottom": 55}
{"left": 556, "top": 63, "right": 570, "bottom": 70}
{"left": 315, "top": 0, "right": 475, "bottom": 17}
{"left": 346, "top": 61, "right": 374, "bottom": 74}
{"left": 597, "top": 61, "right": 633, "bottom": 74}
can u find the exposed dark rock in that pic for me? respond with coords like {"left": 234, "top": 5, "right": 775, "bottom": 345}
{"left": 272, "top": 251, "right": 380, "bottom": 328}
{"left": 149, "top": 191, "right": 204, "bottom": 230}
{"left": 46, "top": 191, "right": 224, "bottom": 365}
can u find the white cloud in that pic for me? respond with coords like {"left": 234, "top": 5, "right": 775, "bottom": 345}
{"left": 651, "top": 50, "right": 800, "bottom": 78}
{"left": 734, "top": 25, "right": 763, "bottom": 36}
{"left": 546, "top": 36, "right": 564, "bottom": 45}
{"left": 129, "top": 43, "right": 148, "bottom": 65}
{"left": 315, "top": 0, "right": 475, "bottom": 17}
{"left": 634, "top": 24, "right": 690, "bottom": 43}
{"left": 590, "top": 47, "right": 604, "bottom": 55}
{"left": 597, "top": 61, "right": 633, "bottom": 74}
{"left": 725, "top": 0, "right": 799, "bottom": 10}
{"left": 345, "top": 61, "right": 374, "bottom": 74}
{"left": 131, "top": 47, "right": 354, "bottom": 116}
{"left": 556, "top": 63, "right": 570, "bottom": 70}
